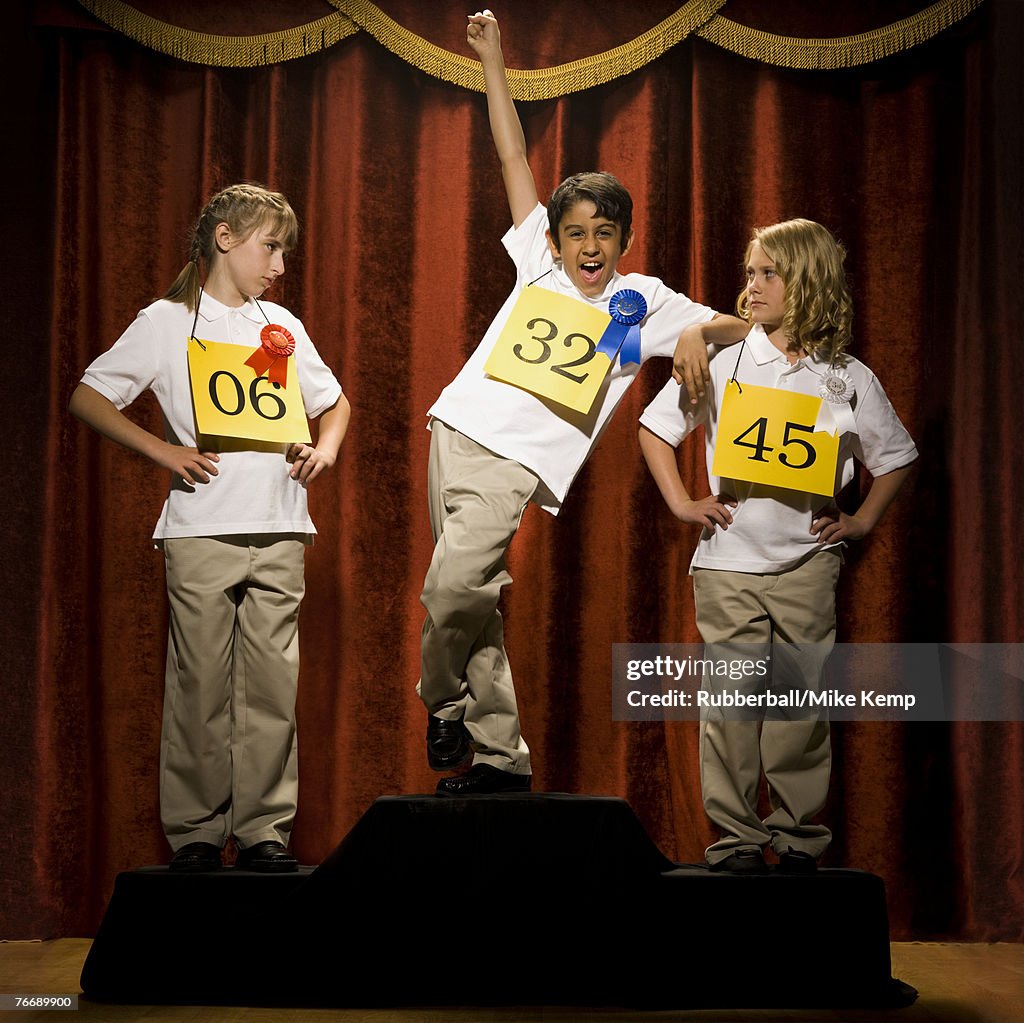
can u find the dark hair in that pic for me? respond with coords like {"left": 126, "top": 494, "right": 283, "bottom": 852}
{"left": 547, "top": 171, "right": 633, "bottom": 249}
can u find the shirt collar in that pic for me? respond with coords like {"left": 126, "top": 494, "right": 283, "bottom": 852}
{"left": 550, "top": 263, "right": 622, "bottom": 306}
{"left": 744, "top": 323, "right": 827, "bottom": 376}
{"left": 197, "top": 292, "right": 265, "bottom": 325}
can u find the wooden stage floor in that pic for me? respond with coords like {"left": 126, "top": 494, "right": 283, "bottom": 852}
{"left": 0, "top": 939, "right": 1020, "bottom": 1023}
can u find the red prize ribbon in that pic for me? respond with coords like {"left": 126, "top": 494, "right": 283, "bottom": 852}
{"left": 244, "top": 324, "right": 295, "bottom": 387}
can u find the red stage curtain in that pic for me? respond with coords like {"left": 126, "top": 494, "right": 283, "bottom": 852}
{"left": 4, "top": 0, "right": 1021, "bottom": 941}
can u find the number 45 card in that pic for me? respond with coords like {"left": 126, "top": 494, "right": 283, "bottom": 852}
{"left": 712, "top": 380, "right": 840, "bottom": 497}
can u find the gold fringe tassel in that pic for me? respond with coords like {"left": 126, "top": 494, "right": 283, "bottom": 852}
{"left": 696, "top": 0, "right": 986, "bottom": 70}
{"left": 76, "top": 0, "right": 357, "bottom": 67}
{"left": 73, "top": 0, "right": 986, "bottom": 77}
{"left": 330, "top": 0, "right": 726, "bottom": 100}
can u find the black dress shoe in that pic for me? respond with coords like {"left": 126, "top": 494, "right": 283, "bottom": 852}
{"left": 778, "top": 848, "right": 818, "bottom": 874}
{"left": 435, "top": 763, "right": 532, "bottom": 796}
{"left": 708, "top": 848, "right": 768, "bottom": 874}
{"left": 235, "top": 840, "right": 298, "bottom": 873}
{"left": 169, "top": 842, "right": 222, "bottom": 872}
{"left": 426, "top": 714, "right": 472, "bottom": 771}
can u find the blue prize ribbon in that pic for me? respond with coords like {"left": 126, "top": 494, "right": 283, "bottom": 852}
{"left": 596, "top": 289, "right": 647, "bottom": 366}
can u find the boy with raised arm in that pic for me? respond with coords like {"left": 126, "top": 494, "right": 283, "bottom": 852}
{"left": 420, "top": 9, "right": 748, "bottom": 795}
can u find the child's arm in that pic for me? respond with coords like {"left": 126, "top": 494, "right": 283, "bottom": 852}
{"left": 467, "top": 9, "right": 539, "bottom": 227}
{"left": 672, "top": 315, "right": 749, "bottom": 405}
{"left": 69, "top": 382, "right": 220, "bottom": 486}
{"left": 285, "top": 393, "right": 351, "bottom": 484}
{"left": 810, "top": 463, "right": 915, "bottom": 543}
{"left": 639, "top": 425, "right": 736, "bottom": 530}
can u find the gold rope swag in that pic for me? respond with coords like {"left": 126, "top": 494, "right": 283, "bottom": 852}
{"left": 696, "top": 0, "right": 986, "bottom": 69}
{"left": 330, "top": 0, "right": 726, "bottom": 100}
{"left": 76, "top": 0, "right": 357, "bottom": 67}
{"left": 74, "top": 0, "right": 986, "bottom": 78}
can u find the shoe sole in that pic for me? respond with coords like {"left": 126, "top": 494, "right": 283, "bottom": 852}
{"left": 708, "top": 854, "right": 768, "bottom": 875}
{"left": 427, "top": 748, "right": 473, "bottom": 771}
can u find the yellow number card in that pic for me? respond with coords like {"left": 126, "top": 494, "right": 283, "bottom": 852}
{"left": 712, "top": 380, "right": 840, "bottom": 497}
{"left": 187, "top": 339, "right": 311, "bottom": 444}
{"left": 484, "top": 288, "right": 614, "bottom": 414}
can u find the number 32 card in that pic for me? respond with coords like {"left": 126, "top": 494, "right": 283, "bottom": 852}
{"left": 484, "top": 288, "right": 614, "bottom": 414}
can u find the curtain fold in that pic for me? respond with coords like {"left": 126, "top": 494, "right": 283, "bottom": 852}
{"left": 5, "top": 0, "right": 1021, "bottom": 942}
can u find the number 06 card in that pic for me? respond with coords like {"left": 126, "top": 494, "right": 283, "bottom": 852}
{"left": 187, "top": 339, "right": 311, "bottom": 444}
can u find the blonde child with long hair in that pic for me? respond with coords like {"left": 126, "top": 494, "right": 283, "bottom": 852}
{"left": 639, "top": 218, "right": 917, "bottom": 873}
{"left": 70, "top": 183, "right": 350, "bottom": 872}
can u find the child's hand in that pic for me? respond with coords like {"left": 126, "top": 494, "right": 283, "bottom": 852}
{"left": 286, "top": 442, "right": 335, "bottom": 484}
{"left": 810, "top": 509, "right": 869, "bottom": 543}
{"left": 672, "top": 325, "right": 712, "bottom": 403}
{"left": 158, "top": 443, "right": 219, "bottom": 486}
{"left": 677, "top": 495, "right": 736, "bottom": 530}
{"left": 467, "top": 9, "right": 500, "bottom": 58}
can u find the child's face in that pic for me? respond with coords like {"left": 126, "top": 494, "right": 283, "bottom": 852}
{"left": 745, "top": 241, "right": 786, "bottom": 333}
{"left": 210, "top": 220, "right": 288, "bottom": 306}
{"left": 546, "top": 200, "right": 633, "bottom": 298}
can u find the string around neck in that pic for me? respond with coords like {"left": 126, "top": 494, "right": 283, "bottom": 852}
{"left": 189, "top": 287, "right": 205, "bottom": 349}
{"left": 253, "top": 296, "right": 273, "bottom": 325}
{"left": 728, "top": 338, "right": 748, "bottom": 394}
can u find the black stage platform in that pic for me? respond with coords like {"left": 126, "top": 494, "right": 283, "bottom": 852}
{"left": 81, "top": 794, "right": 916, "bottom": 1008}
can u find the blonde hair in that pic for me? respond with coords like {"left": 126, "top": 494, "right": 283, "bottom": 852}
{"left": 162, "top": 183, "right": 299, "bottom": 311}
{"left": 736, "top": 218, "right": 853, "bottom": 365}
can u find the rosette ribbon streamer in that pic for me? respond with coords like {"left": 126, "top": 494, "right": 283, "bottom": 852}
{"left": 814, "top": 366, "right": 858, "bottom": 437}
{"left": 596, "top": 289, "right": 646, "bottom": 366}
{"left": 244, "top": 324, "right": 296, "bottom": 386}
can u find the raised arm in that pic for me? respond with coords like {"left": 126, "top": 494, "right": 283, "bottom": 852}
{"left": 639, "top": 425, "right": 735, "bottom": 530}
{"left": 467, "top": 10, "right": 539, "bottom": 227}
{"left": 69, "top": 381, "right": 220, "bottom": 486}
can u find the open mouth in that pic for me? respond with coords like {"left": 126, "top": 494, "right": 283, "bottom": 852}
{"left": 579, "top": 262, "right": 603, "bottom": 286}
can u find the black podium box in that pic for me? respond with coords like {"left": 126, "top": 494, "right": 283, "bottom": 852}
{"left": 81, "top": 794, "right": 915, "bottom": 1008}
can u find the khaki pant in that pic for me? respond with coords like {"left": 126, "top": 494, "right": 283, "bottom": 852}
{"left": 160, "top": 534, "right": 306, "bottom": 851}
{"left": 417, "top": 421, "right": 536, "bottom": 775}
{"left": 694, "top": 549, "right": 841, "bottom": 865}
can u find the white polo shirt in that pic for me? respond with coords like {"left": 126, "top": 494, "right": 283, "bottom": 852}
{"left": 427, "top": 203, "right": 716, "bottom": 515}
{"left": 639, "top": 323, "right": 918, "bottom": 573}
{"left": 80, "top": 295, "right": 342, "bottom": 539}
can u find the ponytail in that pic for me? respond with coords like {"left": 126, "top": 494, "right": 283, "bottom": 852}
{"left": 162, "top": 256, "right": 201, "bottom": 312}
